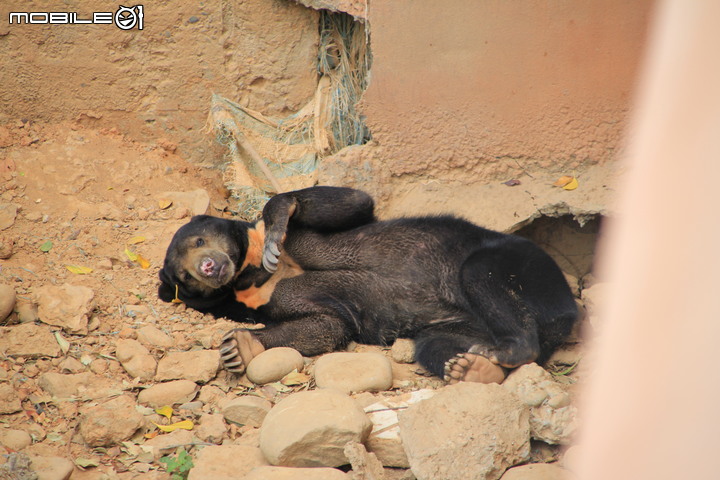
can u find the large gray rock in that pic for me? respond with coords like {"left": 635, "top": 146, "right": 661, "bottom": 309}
{"left": 260, "top": 389, "right": 372, "bottom": 467}
{"left": 187, "top": 445, "right": 268, "bottom": 480}
{"left": 503, "top": 363, "right": 578, "bottom": 445}
{"left": 314, "top": 352, "right": 393, "bottom": 394}
{"left": 399, "top": 382, "right": 530, "bottom": 480}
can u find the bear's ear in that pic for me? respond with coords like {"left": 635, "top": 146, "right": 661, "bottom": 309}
{"left": 157, "top": 268, "right": 178, "bottom": 303}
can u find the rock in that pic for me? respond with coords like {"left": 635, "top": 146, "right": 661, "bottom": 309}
{"left": 503, "top": 364, "right": 578, "bottom": 445}
{"left": 314, "top": 352, "right": 393, "bottom": 394}
{"left": 0, "top": 203, "right": 17, "bottom": 230}
{"left": 0, "top": 453, "right": 35, "bottom": 480}
{"left": 243, "top": 466, "right": 350, "bottom": 480}
{"left": 157, "top": 189, "right": 210, "bottom": 216}
{"left": 222, "top": 395, "right": 273, "bottom": 428}
{"left": 390, "top": 339, "right": 415, "bottom": 363}
{"left": 155, "top": 349, "right": 220, "bottom": 383}
{"left": 37, "top": 372, "right": 115, "bottom": 400}
{"left": 0, "top": 234, "right": 13, "bottom": 259}
{"left": 187, "top": 445, "right": 268, "bottom": 480}
{"left": 137, "top": 380, "right": 198, "bottom": 407}
{"left": 500, "top": 463, "right": 576, "bottom": 480}
{"left": 145, "top": 429, "right": 194, "bottom": 460}
{"left": 198, "top": 385, "right": 230, "bottom": 407}
{"left": 0, "top": 284, "right": 16, "bottom": 323}
{"left": 58, "top": 356, "right": 85, "bottom": 374}
{"left": 15, "top": 299, "right": 38, "bottom": 323}
{"left": 35, "top": 283, "right": 94, "bottom": 334}
{"left": 196, "top": 413, "right": 227, "bottom": 444}
{"left": 0, "top": 323, "right": 61, "bottom": 358}
{"left": 364, "top": 389, "right": 436, "bottom": 468}
{"left": 37, "top": 372, "right": 94, "bottom": 398}
{"left": 399, "top": 383, "right": 530, "bottom": 480}
{"left": 78, "top": 395, "right": 144, "bottom": 447}
{"left": 344, "top": 442, "right": 385, "bottom": 480}
{"left": 27, "top": 455, "right": 74, "bottom": 480}
{"left": 260, "top": 389, "right": 372, "bottom": 467}
{"left": 115, "top": 338, "right": 157, "bottom": 381}
{"left": 246, "top": 347, "right": 304, "bottom": 385}
{"left": 136, "top": 325, "right": 174, "bottom": 349}
{"left": 0, "top": 429, "right": 32, "bottom": 450}
{"left": 0, "top": 383, "right": 22, "bottom": 414}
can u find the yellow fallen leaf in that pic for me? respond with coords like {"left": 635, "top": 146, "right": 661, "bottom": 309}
{"left": 124, "top": 247, "right": 138, "bottom": 262}
{"left": 158, "top": 199, "right": 173, "bottom": 210}
{"left": 281, "top": 369, "right": 311, "bottom": 386}
{"left": 153, "top": 419, "right": 194, "bottom": 433}
{"left": 155, "top": 405, "right": 174, "bottom": 419}
{"left": 66, "top": 265, "right": 93, "bottom": 275}
{"left": 135, "top": 253, "right": 150, "bottom": 270}
{"left": 127, "top": 236, "right": 146, "bottom": 245}
{"left": 562, "top": 177, "right": 579, "bottom": 191}
{"left": 553, "top": 175, "right": 574, "bottom": 187}
{"left": 144, "top": 431, "right": 159, "bottom": 440}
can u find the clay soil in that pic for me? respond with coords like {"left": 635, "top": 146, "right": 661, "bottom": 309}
{"left": 0, "top": 121, "right": 462, "bottom": 479}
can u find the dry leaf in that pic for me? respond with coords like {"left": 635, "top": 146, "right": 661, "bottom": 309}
{"left": 153, "top": 419, "right": 194, "bottom": 433}
{"left": 553, "top": 175, "right": 574, "bottom": 187}
{"left": 66, "top": 265, "right": 93, "bottom": 275}
{"left": 54, "top": 331, "right": 70, "bottom": 354}
{"left": 127, "top": 236, "right": 146, "bottom": 245}
{"left": 75, "top": 458, "right": 100, "bottom": 469}
{"left": 124, "top": 247, "right": 138, "bottom": 262}
{"left": 135, "top": 253, "right": 150, "bottom": 269}
{"left": 281, "top": 369, "right": 311, "bottom": 386}
{"left": 144, "top": 431, "right": 159, "bottom": 440}
{"left": 155, "top": 406, "right": 174, "bottom": 420}
{"left": 562, "top": 177, "right": 579, "bottom": 190}
{"left": 158, "top": 199, "right": 173, "bottom": 210}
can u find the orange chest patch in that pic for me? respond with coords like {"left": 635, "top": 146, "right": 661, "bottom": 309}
{"left": 241, "top": 220, "right": 265, "bottom": 271}
{"left": 235, "top": 283, "right": 275, "bottom": 309}
{"left": 234, "top": 249, "right": 303, "bottom": 309}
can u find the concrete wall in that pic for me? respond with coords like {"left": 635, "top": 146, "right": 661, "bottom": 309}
{"left": 0, "top": 0, "right": 319, "bottom": 163}
{"left": 362, "top": 0, "right": 655, "bottom": 181}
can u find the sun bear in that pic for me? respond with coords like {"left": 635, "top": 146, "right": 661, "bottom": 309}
{"left": 158, "top": 186, "right": 577, "bottom": 383}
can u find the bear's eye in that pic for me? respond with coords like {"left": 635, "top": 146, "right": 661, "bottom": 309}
{"left": 195, "top": 238, "right": 204, "bottom": 247}
{"left": 183, "top": 272, "right": 192, "bottom": 282}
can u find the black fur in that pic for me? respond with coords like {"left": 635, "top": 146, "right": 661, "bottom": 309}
{"left": 158, "top": 186, "right": 577, "bottom": 378}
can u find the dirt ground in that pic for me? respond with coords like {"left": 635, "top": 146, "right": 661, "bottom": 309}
{"left": 0, "top": 120, "right": 251, "bottom": 478}
{"left": 0, "top": 120, "right": 585, "bottom": 479}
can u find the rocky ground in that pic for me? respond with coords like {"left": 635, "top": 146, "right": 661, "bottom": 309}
{"left": 0, "top": 121, "right": 597, "bottom": 480}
